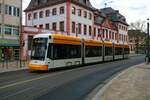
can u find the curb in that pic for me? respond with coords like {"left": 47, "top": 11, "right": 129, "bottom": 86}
{"left": 0, "top": 67, "right": 28, "bottom": 74}
{"left": 86, "top": 63, "right": 144, "bottom": 100}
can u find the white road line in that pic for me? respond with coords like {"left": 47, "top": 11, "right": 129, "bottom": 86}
{"left": 0, "top": 75, "right": 51, "bottom": 90}
{"left": 0, "top": 67, "right": 84, "bottom": 90}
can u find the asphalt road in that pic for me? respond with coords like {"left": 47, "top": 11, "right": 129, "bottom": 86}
{"left": 0, "top": 55, "right": 144, "bottom": 100}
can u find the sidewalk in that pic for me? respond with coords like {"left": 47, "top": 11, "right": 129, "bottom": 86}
{"left": 0, "top": 61, "right": 28, "bottom": 73}
{"left": 92, "top": 63, "right": 150, "bottom": 100}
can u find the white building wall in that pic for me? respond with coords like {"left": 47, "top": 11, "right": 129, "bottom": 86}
{"left": 118, "top": 23, "right": 128, "bottom": 44}
{"left": 26, "top": 3, "right": 67, "bottom": 32}
{"left": 25, "top": 2, "right": 128, "bottom": 44}
{"left": 70, "top": 4, "right": 93, "bottom": 39}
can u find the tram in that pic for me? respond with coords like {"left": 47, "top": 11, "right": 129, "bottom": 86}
{"left": 29, "top": 33, "right": 129, "bottom": 71}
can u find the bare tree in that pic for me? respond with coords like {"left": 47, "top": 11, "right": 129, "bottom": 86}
{"left": 129, "top": 20, "right": 146, "bottom": 32}
{"left": 128, "top": 20, "right": 146, "bottom": 54}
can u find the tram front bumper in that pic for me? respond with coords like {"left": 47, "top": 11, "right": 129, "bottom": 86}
{"left": 29, "top": 64, "right": 49, "bottom": 71}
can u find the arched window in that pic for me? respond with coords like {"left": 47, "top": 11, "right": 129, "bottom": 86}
{"left": 39, "top": 11, "right": 43, "bottom": 18}
{"left": 28, "top": 13, "right": 32, "bottom": 20}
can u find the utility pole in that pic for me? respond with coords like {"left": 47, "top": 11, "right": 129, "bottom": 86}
{"left": 146, "top": 18, "right": 150, "bottom": 64}
{"left": 1, "top": 0, "right": 4, "bottom": 64}
{"left": 19, "top": 0, "right": 23, "bottom": 67}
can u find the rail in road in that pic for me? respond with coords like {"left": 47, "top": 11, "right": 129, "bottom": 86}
{"left": 0, "top": 55, "right": 144, "bottom": 100}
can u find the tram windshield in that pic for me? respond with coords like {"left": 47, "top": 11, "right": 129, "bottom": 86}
{"left": 31, "top": 38, "right": 48, "bottom": 60}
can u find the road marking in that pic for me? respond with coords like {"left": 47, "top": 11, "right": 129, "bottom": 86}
{"left": 0, "top": 56, "right": 143, "bottom": 90}
{"left": 1, "top": 87, "right": 32, "bottom": 100}
{"left": 0, "top": 75, "right": 52, "bottom": 90}
{"left": 0, "top": 66, "right": 88, "bottom": 90}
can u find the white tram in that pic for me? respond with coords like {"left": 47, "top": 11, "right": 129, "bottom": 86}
{"left": 29, "top": 33, "right": 129, "bottom": 71}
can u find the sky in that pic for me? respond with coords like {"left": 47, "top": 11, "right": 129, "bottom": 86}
{"left": 23, "top": 0, "right": 150, "bottom": 24}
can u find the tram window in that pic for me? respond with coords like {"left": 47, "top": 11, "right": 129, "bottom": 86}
{"left": 86, "top": 46, "right": 102, "bottom": 57}
{"left": 115, "top": 48, "right": 123, "bottom": 55}
{"left": 124, "top": 48, "right": 129, "bottom": 54}
{"left": 105, "top": 47, "right": 113, "bottom": 56}
{"left": 53, "top": 44, "right": 81, "bottom": 60}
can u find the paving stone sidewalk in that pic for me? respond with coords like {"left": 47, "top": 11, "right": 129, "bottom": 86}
{"left": 93, "top": 63, "right": 150, "bottom": 100}
{"left": 0, "top": 61, "right": 28, "bottom": 73}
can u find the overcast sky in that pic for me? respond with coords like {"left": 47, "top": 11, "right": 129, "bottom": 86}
{"left": 23, "top": 0, "right": 150, "bottom": 24}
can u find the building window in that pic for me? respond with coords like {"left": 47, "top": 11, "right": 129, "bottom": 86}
{"left": 84, "top": 11, "right": 87, "bottom": 18}
{"left": 5, "top": 25, "right": 12, "bottom": 35}
{"left": 3, "top": 25, "right": 19, "bottom": 36}
{"left": 72, "top": 22, "right": 75, "bottom": 33}
{"left": 109, "top": 31, "right": 112, "bottom": 39}
{"left": 9, "top": 6, "right": 12, "bottom": 15}
{"left": 98, "top": 28, "right": 100, "bottom": 36}
{"left": 84, "top": 25, "right": 87, "bottom": 35}
{"left": 13, "top": 7, "right": 17, "bottom": 16}
{"left": 4, "top": 5, "right": 20, "bottom": 17}
{"left": 78, "top": 9, "right": 82, "bottom": 16}
{"left": 52, "top": 8, "right": 57, "bottom": 15}
{"left": 89, "top": 26, "right": 92, "bottom": 36}
{"left": 45, "top": 10, "right": 50, "bottom": 17}
{"left": 94, "top": 27, "right": 96, "bottom": 36}
{"left": 52, "top": 22, "right": 57, "bottom": 31}
{"left": 78, "top": 23, "right": 81, "bottom": 34}
{"left": 89, "top": 13, "right": 92, "bottom": 20}
{"left": 119, "top": 25, "right": 121, "bottom": 29}
{"left": 39, "top": 11, "right": 43, "bottom": 18}
{"left": 102, "top": 29, "right": 105, "bottom": 38}
{"left": 106, "top": 29, "right": 108, "bottom": 39}
{"left": 126, "top": 36, "right": 127, "bottom": 42}
{"left": 72, "top": 7, "right": 76, "bottom": 15}
{"left": 60, "top": 6, "right": 64, "bottom": 14}
{"left": 17, "top": 8, "right": 20, "bottom": 17}
{"left": 5, "top": 5, "right": 8, "bottom": 14}
{"left": 119, "top": 34, "right": 121, "bottom": 41}
{"left": 39, "top": 24, "right": 43, "bottom": 29}
{"left": 45, "top": 24, "right": 49, "bottom": 29}
{"left": 112, "top": 32, "right": 114, "bottom": 40}
{"left": 28, "top": 13, "right": 32, "bottom": 20}
{"left": 12, "top": 26, "right": 19, "bottom": 35}
{"left": 33, "top": 12, "right": 37, "bottom": 19}
{"left": 60, "top": 21, "right": 64, "bottom": 32}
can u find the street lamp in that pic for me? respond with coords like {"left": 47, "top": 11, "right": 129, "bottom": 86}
{"left": 146, "top": 18, "right": 150, "bottom": 64}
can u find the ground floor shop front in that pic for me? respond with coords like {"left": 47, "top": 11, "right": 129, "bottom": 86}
{"left": 0, "top": 45, "right": 19, "bottom": 62}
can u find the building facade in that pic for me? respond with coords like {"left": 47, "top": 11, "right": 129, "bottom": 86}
{"left": 0, "top": 0, "right": 21, "bottom": 61}
{"left": 100, "top": 7, "right": 129, "bottom": 44}
{"left": 24, "top": 0, "right": 129, "bottom": 60}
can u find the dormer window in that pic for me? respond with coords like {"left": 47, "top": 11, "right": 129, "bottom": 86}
{"left": 35, "top": 0, "right": 47, "bottom": 5}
